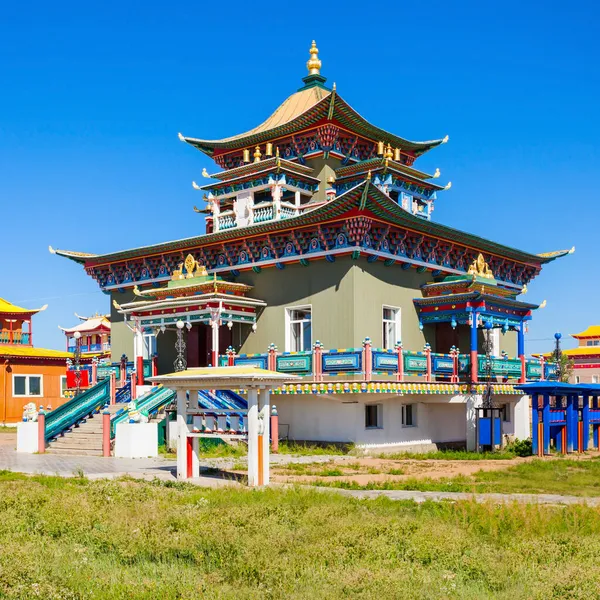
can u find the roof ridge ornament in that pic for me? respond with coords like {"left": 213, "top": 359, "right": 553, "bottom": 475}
{"left": 307, "top": 40, "right": 321, "bottom": 75}
{"left": 467, "top": 253, "right": 495, "bottom": 280}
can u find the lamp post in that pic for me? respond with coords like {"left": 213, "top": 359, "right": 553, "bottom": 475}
{"left": 554, "top": 332, "right": 563, "bottom": 382}
{"left": 174, "top": 320, "right": 187, "bottom": 372}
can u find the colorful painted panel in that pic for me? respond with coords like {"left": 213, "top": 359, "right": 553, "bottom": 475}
{"left": 432, "top": 355, "right": 454, "bottom": 374}
{"left": 276, "top": 353, "right": 313, "bottom": 375}
{"left": 404, "top": 353, "right": 427, "bottom": 374}
{"left": 458, "top": 355, "right": 470, "bottom": 374}
{"left": 526, "top": 361, "right": 543, "bottom": 379}
{"left": 322, "top": 351, "right": 362, "bottom": 373}
{"left": 234, "top": 355, "right": 269, "bottom": 369}
{"left": 478, "top": 357, "right": 522, "bottom": 377}
{"left": 372, "top": 351, "right": 398, "bottom": 373}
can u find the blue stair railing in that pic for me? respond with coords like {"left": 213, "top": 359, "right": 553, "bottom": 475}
{"left": 115, "top": 380, "right": 132, "bottom": 404}
{"left": 45, "top": 379, "right": 111, "bottom": 442}
{"left": 110, "top": 385, "right": 176, "bottom": 439}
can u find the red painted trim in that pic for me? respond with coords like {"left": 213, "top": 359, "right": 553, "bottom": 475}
{"left": 186, "top": 436, "right": 193, "bottom": 479}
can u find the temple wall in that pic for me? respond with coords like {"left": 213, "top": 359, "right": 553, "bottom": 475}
{"left": 236, "top": 257, "right": 431, "bottom": 355}
{"left": 274, "top": 394, "right": 467, "bottom": 449}
{"left": 110, "top": 290, "right": 135, "bottom": 362}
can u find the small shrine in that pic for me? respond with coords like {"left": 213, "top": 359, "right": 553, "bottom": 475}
{"left": 114, "top": 254, "right": 266, "bottom": 369}
{"left": 59, "top": 313, "right": 111, "bottom": 359}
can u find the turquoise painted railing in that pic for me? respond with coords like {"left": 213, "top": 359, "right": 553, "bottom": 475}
{"left": 115, "top": 380, "right": 132, "bottom": 403}
{"left": 110, "top": 386, "right": 176, "bottom": 438}
{"left": 221, "top": 342, "right": 557, "bottom": 384}
{"left": 45, "top": 379, "right": 111, "bottom": 441}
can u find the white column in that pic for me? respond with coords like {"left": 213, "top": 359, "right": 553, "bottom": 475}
{"left": 258, "top": 388, "right": 270, "bottom": 486}
{"left": 513, "top": 395, "right": 531, "bottom": 441}
{"left": 134, "top": 326, "right": 144, "bottom": 361}
{"left": 176, "top": 389, "right": 188, "bottom": 479}
{"left": 466, "top": 394, "right": 482, "bottom": 451}
{"left": 192, "top": 437, "right": 200, "bottom": 478}
{"left": 211, "top": 321, "right": 219, "bottom": 367}
{"left": 247, "top": 387, "right": 259, "bottom": 486}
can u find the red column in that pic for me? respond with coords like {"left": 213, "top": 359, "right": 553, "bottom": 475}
{"left": 424, "top": 343, "right": 432, "bottom": 382}
{"left": 102, "top": 410, "right": 111, "bottom": 457}
{"left": 451, "top": 346, "right": 458, "bottom": 383}
{"left": 91, "top": 360, "right": 98, "bottom": 386}
{"left": 395, "top": 342, "right": 403, "bottom": 382}
{"left": 540, "top": 356, "right": 546, "bottom": 381}
{"left": 313, "top": 341, "right": 323, "bottom": 381}
{"left": 186, "top": 436, "right": 193, "bottom": 479}
{"left": 226, "top": 346, "right": 236, "bottom": 367}
{"left": 136, "top": 356, "right": 144, "bottom": 386}
{"left": 37, "top": 410, "right": 45, "bottom": 454}
{"left": 270, "top": 405, "right": 279, "bottom": 453}
{"left": 362, "top": 337, "right": 372, "bottom": 381}
{"left": 268, "top": 343, "right": 277, "bottom": 371}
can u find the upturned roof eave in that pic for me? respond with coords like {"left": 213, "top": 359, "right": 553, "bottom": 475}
{"left": 53, "top": 181, "right": 571, "bottom": 271}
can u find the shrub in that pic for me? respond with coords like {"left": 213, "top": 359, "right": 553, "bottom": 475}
{"left": 510, "top": 438, "right": 533, "bottom": 457}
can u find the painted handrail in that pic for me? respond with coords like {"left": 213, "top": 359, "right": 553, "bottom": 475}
{"left": 45, "top": 379, "right": 110, "bottom": 441}
{"left": 115, "top": 380, "right": 132, "bottom": 403}
{"left": 110, "top": 385, "right": 176, "bottom": 438}
{"left": 221, "top": 344, "right": 556, "bottom": 383}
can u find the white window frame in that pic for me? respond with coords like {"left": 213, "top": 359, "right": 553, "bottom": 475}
{"left": 402, "top": 403, "right": 417, "bottom": 428}
{"left": 13, "top": 374, "right": 44, "bottom": 397}
{"left": 365, "top": 403, "right": 383, "bottom": 429}
{"left": 60, "top": 375, "right": 68, "bottom": 398}
{"left": 382, "top": 305, "right": 401, "bottom": 350}
{"left": 593, "top": 375, "right": 599, "bottom": 384}
{"left": 285, "top": 305, "right": 312, "bottom": 353}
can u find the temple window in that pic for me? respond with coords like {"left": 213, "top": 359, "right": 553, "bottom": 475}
{"left": 60, "top": 376, "right": 68, "bottom": 398}
{"left": 586, "top": 340, "right": 600, "bottom": 346}
{"left": 382, "top": 306, "right": 401, "bottom": 350}
{"left": 141, "top": 333, "right": 157, "bottom": 359}
{"left": 253, "top": 190, "right": 271, "bottom": 204}
{"left": 500, "top": 404, "right": 511, "bottom": 422}
{"left": 593, "top": 376, "right": 599, "bottom": 384}
{"left": 13, "top": 374, "right": 42, "bottom": 397}
{"left": 402, "top": 404, "right": 416, "bottom": 427}
{"left": 365, "top": 404, "right": 383, "bottom": 429}
{"left": 286, "top": 306, "right": 312, "bottom": 352}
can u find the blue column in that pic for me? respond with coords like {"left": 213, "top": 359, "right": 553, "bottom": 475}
{"left": 582, "top": 394, "right": 590, "bottom": 451}
{"left": 555, "top": 426, "right": 563, "bottom": 453}
{"left": 594, "top": 397, "right": 600, "bottom": 450}
{"left": 531, "top": 394, "right": 539, "bottom": 455}
{"left": 517, "top": 324, "right": 525, "bottom": 356}
{"left": 566, "top": 394, "right": 575, "bottom": 453}
{"left": 542, "top": 394, "right": 551, "bottom": 455}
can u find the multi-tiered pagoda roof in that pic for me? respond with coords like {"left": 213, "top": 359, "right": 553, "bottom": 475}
{"left": 51, "top": 42, "right": 572, "bottom": 292}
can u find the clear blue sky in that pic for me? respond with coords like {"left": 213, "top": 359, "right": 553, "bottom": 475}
{"left": 0, "top": 0, "right": 598, "bottom": 355}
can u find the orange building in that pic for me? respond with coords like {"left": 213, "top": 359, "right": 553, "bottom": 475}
{"left": 0, "top": 298, "right": 72, "bottom": 423}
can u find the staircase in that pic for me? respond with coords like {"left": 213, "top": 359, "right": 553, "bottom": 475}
{"left": 46, "top": 405, "right": 121, "bottom": 456}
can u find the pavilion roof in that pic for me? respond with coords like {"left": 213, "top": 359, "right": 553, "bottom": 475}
{"left": 59, "top": 315, "right": 111, "bottom": 334}
{"left": 51, "top": 179, "right": 574, "bottom": 272}
{"left": 0, "top": 346, "right": 73, "bottom": 360}
{"left": 206, "top": 156, "right": 315, "bottom": 181}
{"left": 571, "top": 325, "right": 600, "bottom": 339}
{"left": 0, "top": 298, "right": 47, "bottom": 317}
{"left": 334, "top": 157, "right": 439, "bottom": 183}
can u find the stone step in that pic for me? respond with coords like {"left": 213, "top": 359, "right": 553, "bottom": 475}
{"left": 45, "top": 447, "right": 103, "bottom": 456}
{"left": 50, "top": 440, "right": 103, "bottom": 449}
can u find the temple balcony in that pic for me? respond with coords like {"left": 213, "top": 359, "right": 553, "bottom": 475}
{"left": 219, "top": 340, "right": 556, "bottom": 394}
{"left": 0, "top": 330, "right": 31, "bottom": 345}
{"left": 67, "top": 342, "right": 111, "bottom": 353}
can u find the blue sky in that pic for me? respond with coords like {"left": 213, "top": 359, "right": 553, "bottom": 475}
{"left": 0, "top": 0, "right": 598, "bottom": 355}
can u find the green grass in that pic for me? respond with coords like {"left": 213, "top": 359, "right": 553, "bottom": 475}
{"left": 159, "top": 439, "right": 247, "bottom": 460}
{"left": 315, "top": 459, "right": 600, "bottom": 496}
{"left": 0, "top": 473, "right": 600, "bottom": 598}
{"left": 277, "top": 440, "right": 354, "bottom": 455}
{"left": 377, "top": 449, "right": 518, "bottom": 461}
{"left": 0, "top": 426, "right": 16, "bottom": 434}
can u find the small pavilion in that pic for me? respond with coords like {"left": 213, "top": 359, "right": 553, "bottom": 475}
{"left": 149, "top": 366, "right": 295, "bottom": 485}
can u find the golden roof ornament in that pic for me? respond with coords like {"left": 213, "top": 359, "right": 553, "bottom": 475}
{"left": 306, "top": 40, "right": 321, "bottom": 75}
{"left": 253, "top": 146, "right": 262, "bottom": 163}
{"left": 467, "top": 253, "right": 494, "bottom": 280}
{"left": 384, "top": 143, "right": 393, "bottom": 160}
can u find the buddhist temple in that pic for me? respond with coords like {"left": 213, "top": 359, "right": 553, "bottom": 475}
{"left": 50, "top": 42, "right": 572, "bottom": 450}
{"left": 0, "top": 298, "right": 72, "bottom": 423}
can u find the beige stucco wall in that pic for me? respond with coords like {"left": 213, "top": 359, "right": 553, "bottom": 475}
{"left": 110, "top": 290, "right": 135, "bottom": 362}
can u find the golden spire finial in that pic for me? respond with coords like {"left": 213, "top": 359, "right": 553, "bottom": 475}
{"left": 384, "top": 143, "right": 393, "bottom": 160}
{"left": 253, "top": 146, "right": 262, "bottom": 163}
{"left": 307, "top": 40, "right": 321, "bottom": 75}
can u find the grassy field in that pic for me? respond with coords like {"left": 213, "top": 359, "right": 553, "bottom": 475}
{"left": 0, "top": 472, "right": 599, "bottom": 599}
{"left": 313, "top": 459, "right": 600, "bottom": 496}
